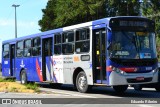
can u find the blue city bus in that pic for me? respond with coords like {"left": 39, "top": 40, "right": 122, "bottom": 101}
{"left": 2, "top": 16, "right": 158, "bottom": 93}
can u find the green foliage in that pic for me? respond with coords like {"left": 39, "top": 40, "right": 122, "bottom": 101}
{"left": 25, "top": 82, "right": 40, "bottom": 92}
{"left": 39, "top": 0, "right": 140, "bottom": 31}
{"left": 39, "top": 0, "right": 107, "bottom": 31}
{"left": 106, "top": 0, "right": 140, "bottom": 16}
{"left": 0, "top": 77, "right": 15, "bottom": 82}
{"left": 39, "top": 0, "right": 57, "bottom": 31}
{"left": 54, "top": 0, "right": 106, "bottom": 27}
{"left": 142, "top": 0, "right": 160, "bottom": 60}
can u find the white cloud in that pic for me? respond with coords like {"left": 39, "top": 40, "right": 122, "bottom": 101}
{"left": 0, "top": 19, "right": 14, "bottom": 26}
{"left": 18, "top": 21, "right": 38, "bottom": 28}
{"left": 0, "top": 18, "right": 38, "bottom": 28}
{"left": 0, "top": 18, "right": 41, "bottom": 41}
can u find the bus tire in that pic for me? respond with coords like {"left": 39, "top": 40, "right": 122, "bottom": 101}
{"left": 155, "top": 85, "right": 160, "bottom": 92}
{"left": 134, "top": 85, "right": 142, "bottom": 91}
{"left": 113, "top": 85, "right": 128, "bottom": 93}
{"left": 20, "top": 70, "right": 27, "bottom": 84}
{"left": 76, "top": 71, "right": 91, "bottom": 93}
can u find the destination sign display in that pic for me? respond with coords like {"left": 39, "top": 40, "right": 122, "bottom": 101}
{"left": 119, "top": 21, "right": 147, "bottom": 27}
{"left": 109, "top": 17, "right": 155, "bottom": 31}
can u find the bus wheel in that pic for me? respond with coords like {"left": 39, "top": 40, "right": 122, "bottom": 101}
{"left": 20, "top": 70, "right": 27, "bottom": 84}
{"left": 134, "top": 85, "right": 142, "bottom": 91}
{"left": 76, "top": 71, "right": 91, "bottom": 93}
{"left": 155, "top": 85, "right": 160, "bottom": 92}
{"left": 113, "top": 85, "right": 128, "bottom": 93}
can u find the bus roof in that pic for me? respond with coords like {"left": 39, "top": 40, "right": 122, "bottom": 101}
{"left": 2, "top": 16, "right": 150, "bottom": 44}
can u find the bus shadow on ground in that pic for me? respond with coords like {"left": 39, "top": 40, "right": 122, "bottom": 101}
{"left": 39, "top": 83, "right": 160, "bottom": 98}
{"left": 90, "top": 87, "right": 160, "bottom": 98}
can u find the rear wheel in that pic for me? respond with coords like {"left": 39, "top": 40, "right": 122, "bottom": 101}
{"left": 134, "top": 85, "right": 142, "bottom": 91}
{"left": 76, "top": 71, "right": 91, "bottom": 93}
{"left": 113, "top": 85, "right": 128, "bottom": 93}
{"left": 20, "top": 70, "right": 27, "bottom": 84}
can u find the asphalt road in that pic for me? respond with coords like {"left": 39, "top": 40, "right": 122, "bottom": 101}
{"left": 0, "top": 83, "right": 160, "bottom": 107}
{"left": 1, "top": 72, "right": 160, "bottom": 107}
{"left": 38, "top": 83, "right": 160, "bottom": 98}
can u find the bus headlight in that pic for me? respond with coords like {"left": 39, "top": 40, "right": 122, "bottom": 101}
{"left": 111, "top": 66, "right": 125, "bottom": 75}
{"left": 120, "top": 70, "right": 124, "bottom": 75}
{"left": 152, "top": 69, "right": 158, "bottom": 74}
{"left": 115, "top": 69, "right": 124, "bottom": 75}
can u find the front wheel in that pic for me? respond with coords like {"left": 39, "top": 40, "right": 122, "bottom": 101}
{"left": 76, "top": 71, "right": 91, "bottom": 93}
{"left": 113, "top": 85, "right": 128, "bottom": 93}
{"left": 133, "top": 85, "right": 142, "bottom": 91}
{"left": 20, "top": 70, "right": 27, "bottom": 84}
{"left": 155, "top": 84, "right": 160, "bottom": 92}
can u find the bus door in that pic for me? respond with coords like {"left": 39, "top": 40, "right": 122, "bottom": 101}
{"left": 10, "top": 44, "right": 16, "bottom": 77}
{"left": 42, "top": 37, "right": 53, "bottom": 81}
{"left": 93, "top": 27, "right": 106, "bottom": 84}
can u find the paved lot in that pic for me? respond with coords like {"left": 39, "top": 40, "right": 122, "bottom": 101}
{"left": 1, "top": 72, "right": 160, "bottom": 107}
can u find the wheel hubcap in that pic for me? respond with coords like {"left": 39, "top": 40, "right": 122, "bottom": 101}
{"left": 78, "top": 76, "right": 87, "bottom": 90}
{"left": 21, "top": 74, "right": 25, "bottom": 84}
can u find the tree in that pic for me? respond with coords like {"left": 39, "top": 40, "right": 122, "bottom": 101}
{"left": 142, "top": 0, "right": 160, "bottom": 36}
{"left": 39, "top": 0, "right": 106, "bottom": 31}
{"left": 54, "top": 0, "right": 106, "bottom": 27}
{"left": 39, "top": 0, "right": 57, "bottom": 31}
{"left": 106, "top": 0, "right": 140, "bottom": 16}
{"left": 142, "top": 0, "right": 160, "bottom": 60}
{"left": 39, "top": 0, "right": 140, "bottom": 31}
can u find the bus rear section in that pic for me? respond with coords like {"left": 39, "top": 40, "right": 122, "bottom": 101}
{"left": 2, "top": 43, "right": 16, "bottom": 78}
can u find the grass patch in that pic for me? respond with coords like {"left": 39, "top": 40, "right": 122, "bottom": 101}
{"left": 0, "top": 77, "right": 15, "bottom": 82}
{"left": 0, "top": 77, "right": 40, "bottom": 93}
{"left": 25, "top": 82, "right": 40, "bottom": 93}
{"left": 10, "top": 87, "right": 18, "bottom": 92}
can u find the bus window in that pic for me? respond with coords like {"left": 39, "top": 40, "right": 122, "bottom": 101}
{"left": 32, "top": 38, "right": 41, "bottom": 56}
{"left": 62, "top": 43, "right": 74, "bottom": 54}
{"left": 75, "top": 28, "right": 90, "bottom": 53}
{"left": 62, "top": 32, "right": 74, "bottom": 43}
{"left": 3, "top": 44, "right": 10, "bottom": 58}
{"left": 54, "top": 34, "right": 61, "bottom": 55}
{"left": 24, "top": 39, "right": 31, "bottom": 57}
{"left": 44, "top": 38, "right": 53, "bottom": 56}
{"left": 16, "top": 41, "right": 23, "bottom": 57}
{"left": 62, "top": 31, "right": 74, "bottom": 54}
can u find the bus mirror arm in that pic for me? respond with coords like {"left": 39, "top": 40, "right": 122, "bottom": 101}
{"left": 107, "top": 26, "right": 111, "bottom": 31}
{"left": 107, "top": 42, "right": 111, "bottom": 50}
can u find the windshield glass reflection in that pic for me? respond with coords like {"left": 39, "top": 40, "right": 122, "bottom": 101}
{"left": 109, "top": 31, "right": 156, "bottom": 59}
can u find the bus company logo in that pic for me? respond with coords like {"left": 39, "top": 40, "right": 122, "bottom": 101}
{"left": 74, "top": 56, "right": 80, "bottom": 62}
{"left": 2, "top": 99, "right": 11, "bottom": 104}
{"left": 20, "top": 60, "right": 25, "bottom": 68}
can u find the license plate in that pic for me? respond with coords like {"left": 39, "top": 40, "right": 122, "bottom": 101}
{"left": 136, "top": 77, "right": 144, "bottom": 81}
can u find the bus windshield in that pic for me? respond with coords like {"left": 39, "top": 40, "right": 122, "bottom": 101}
{"left": 109, "top": 31, "right": 157, "bottom": 59}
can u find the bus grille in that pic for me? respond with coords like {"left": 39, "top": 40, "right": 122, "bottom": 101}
{"left": 127, "top": 77, "right": 152, "bottom": 83}
{"left": 111, "top": 58, "right": 157, "bottom": 67}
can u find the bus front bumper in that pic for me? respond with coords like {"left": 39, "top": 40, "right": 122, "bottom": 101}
{"left": 108, "top": 69, "right": 158, "bottom": 86}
